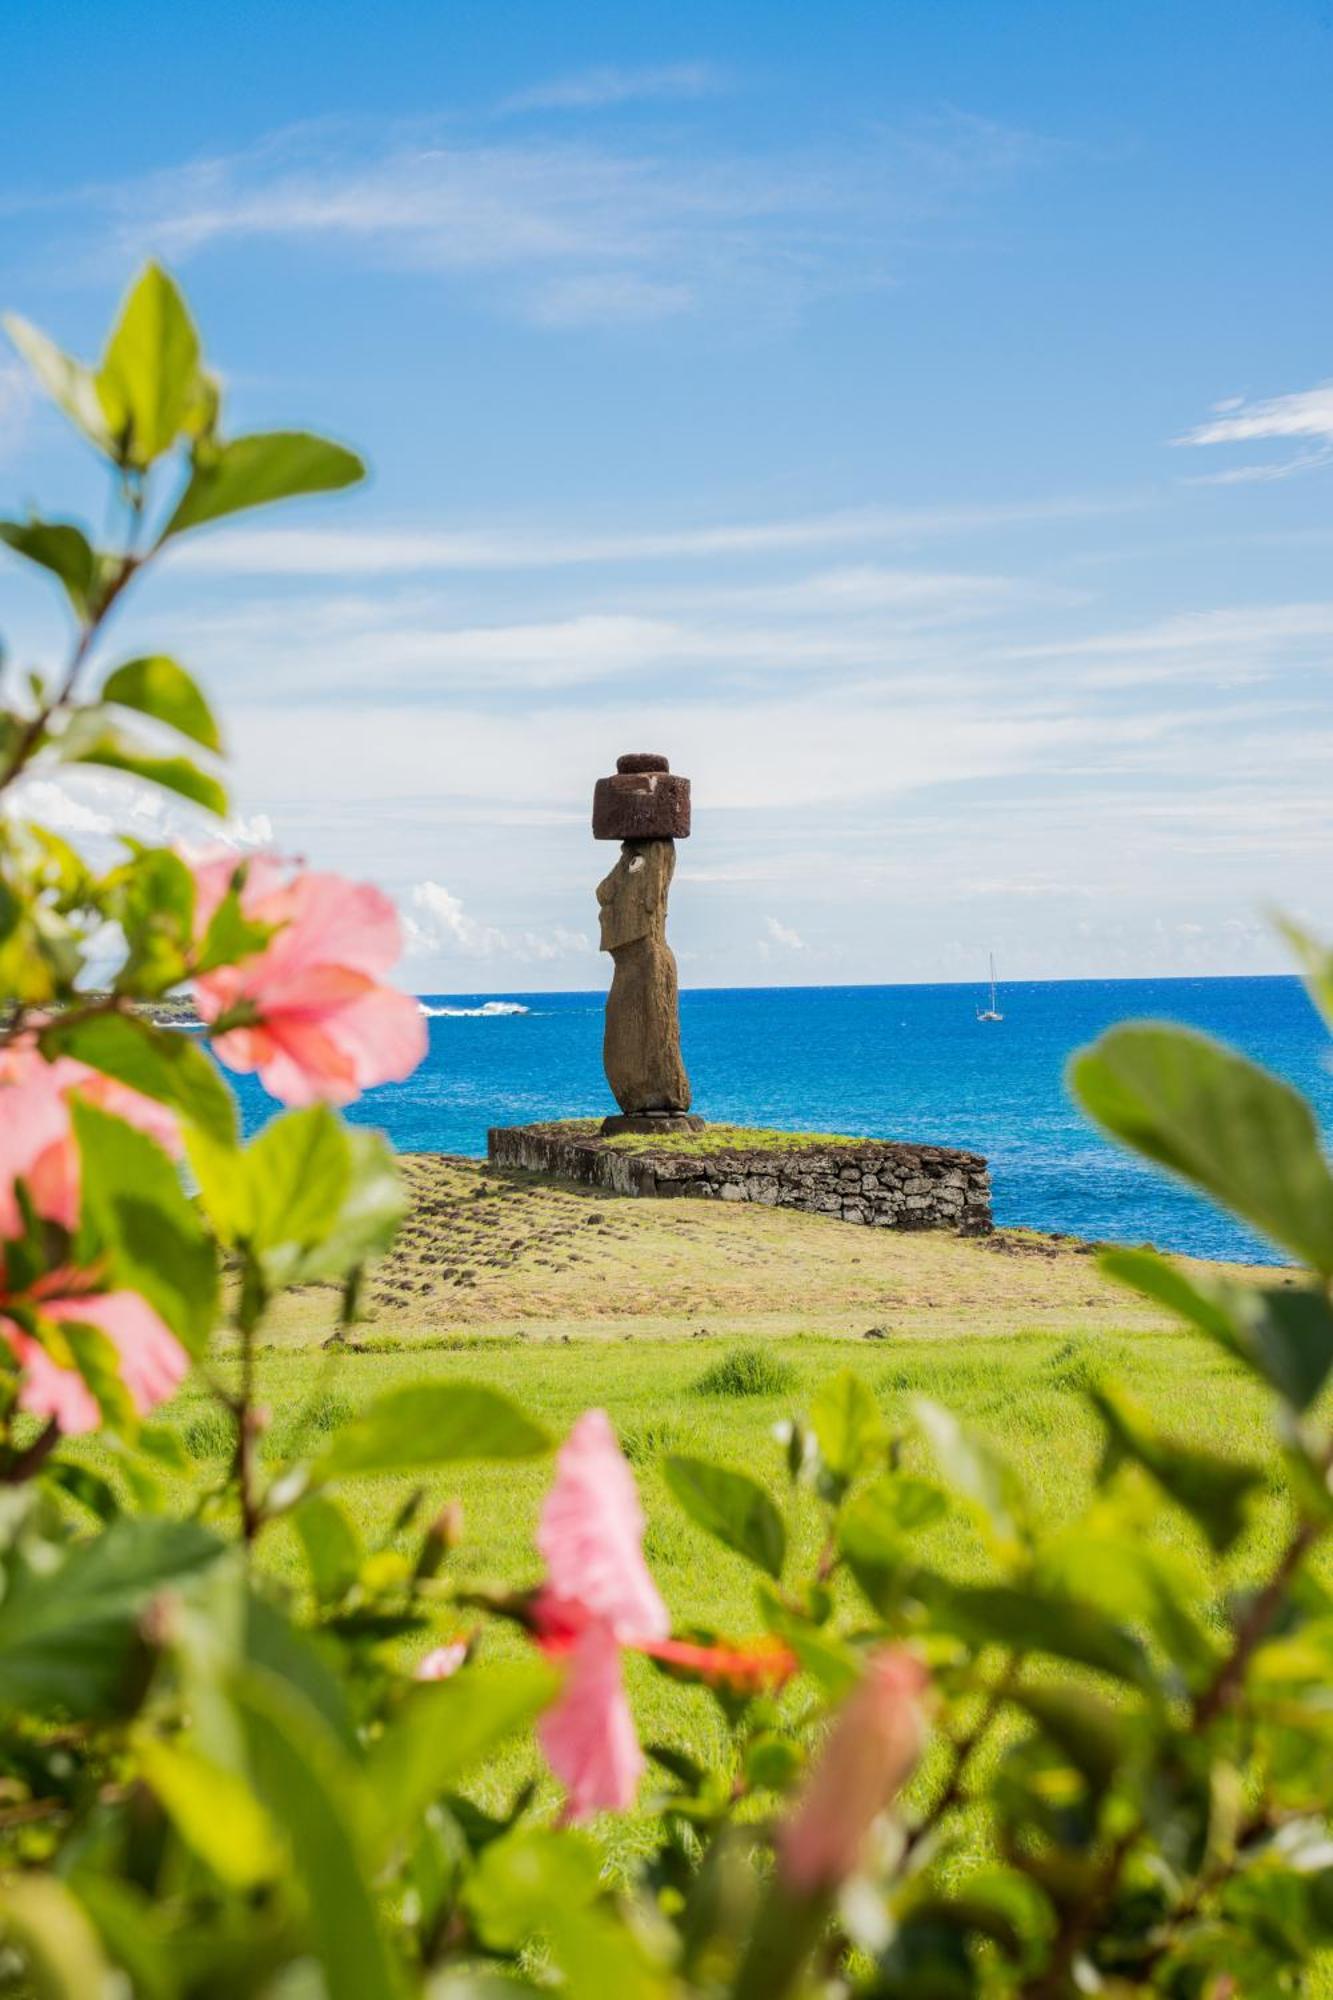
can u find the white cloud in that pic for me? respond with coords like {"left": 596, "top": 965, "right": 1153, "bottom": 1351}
{"left": 499, "top": 64, "right": 724, "bottom": 114}
{"left": 1180, "top": 384, "right": 1333, "bottom": 447}
{"left": 405, "top": 878, "right": 589, "bottom": 963}
{"left": 1176, "top": 383, "right": 1333, "bottom": 483}
{"left": 4, "top": 773, "right": 273, "bottom": 855}
{"left": 763, "top": 916, "right": 805, "bottom": 949}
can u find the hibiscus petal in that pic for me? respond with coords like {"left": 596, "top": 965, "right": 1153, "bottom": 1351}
{"left": 538, "top": 1619, "right": 643, "bottom": 1820}
{"left": 0, "top": 1063, "right": 79, "bottom": 1239}
{"left": 537, "top": 1409, "right": 669, "bottom": 1645}
{"left": 0, "top": 1317, "right": 101, "bottom": 1435}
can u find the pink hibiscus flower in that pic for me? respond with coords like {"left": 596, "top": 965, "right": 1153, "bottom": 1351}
{"left": 0, "top": 1053, "right": 188, "bottom": 1435}
{"left": 0, "top": 1057, "right": 79, "bottom": 1241}
{"left": 523, "top": 1409, "right": 796, "bottom": 1820}
{"left": 2, "top": 1288, "right": 188, "bottom": 1436}
{"left": 531, "top": 1408, "right": 671, "bottom": 1820}
{"left": 189, "top": 852, "right": 427, "bottom": 1107}
{"left": 0, "top": 1036, "right": 182, "bottom": 1192}
{"left": 777, "top": 1646, "right": 928, "bottom": 1895}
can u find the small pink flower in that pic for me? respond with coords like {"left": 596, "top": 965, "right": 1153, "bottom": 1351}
{"left": 416, "top": 1640, "right": 469, "bottom": 1681}
{"left": 0, "top": 1290, "right": 188, "bottom": 1436}
{"left": 530, "top": 1409, "right": 669, "bottom": 1819}
{"left": 189, "top": 852, "right": 427, "bottom": 1107}
{"left": 778, "top": 1647, "right": 929, "bottom": 1896}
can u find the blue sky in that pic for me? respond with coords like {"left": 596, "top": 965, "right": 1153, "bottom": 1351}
{"left": 2, "top": 0, "right": 1331, "bottom": 990}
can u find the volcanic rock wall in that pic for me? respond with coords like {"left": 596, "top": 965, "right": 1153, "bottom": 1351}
{"left": 486, "top": 1125, "right": 992, "bottom": 1235}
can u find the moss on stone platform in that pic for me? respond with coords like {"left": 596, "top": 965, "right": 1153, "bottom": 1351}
{"left": 547, "top": 1119, "right": 870, "bottom": 1156}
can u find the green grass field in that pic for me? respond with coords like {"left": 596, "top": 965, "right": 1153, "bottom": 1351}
{"left": 105, "top": 1156, "right": 1326, "bottom": 1830}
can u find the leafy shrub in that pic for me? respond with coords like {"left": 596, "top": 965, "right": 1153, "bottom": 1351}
{"left": 1, "top": 267, "right": 1332, "bottom": 1998}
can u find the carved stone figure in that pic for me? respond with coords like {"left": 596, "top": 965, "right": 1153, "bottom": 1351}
{"left": 593, "top": 754, "right": 702, "bottom": 1135}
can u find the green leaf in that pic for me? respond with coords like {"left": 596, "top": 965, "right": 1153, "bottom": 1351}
{"left": 1089, "top": 1381, "right": 1264, "bottom": 1553}
{"left": 314, "top": 1383, "right": 550, "bottom": 1483}
{"left": 808, "top": 1369, "right": 886, "bottom": 1484}
{"left": 101, "top": 655, "right": 221, "bottom": 752}
{"left": 193, "top": 875, "right": 275, "bottom": 977}
{"left": 71, "top": 1099, "right": 218, "bottom": 1355}
{"left": 164, "top": 431, "right": 365, "bottom": 538}
{"left": 136, "top": 1733, "right": 283, "bottom": 1889}
{"left": 366, "top": 1661, "right": 557, "bottom": 1862}
{"left": 838, "top": 1472, "right": 946, "bottom": 1614}
{"left": 290, "top": 1127, "right": 406, "bottom": 1284}
{"left": 291, "top": 1493, "right": 363, "bottom": 1603}
{"left": 924, "top": 1576, "right": 1154, "bottom": 1688}
{"left": 42, "top": 1010, "right": 236, "bottom": 1149}
{"left": 1012, "top": 1683, "right": 1132, "bottom": 1796}
{"left": 1072, "top": 1024, "right": 1333, "bottom": 1271}
{"left": 1103, "top": 1247, "right": 1333, "bottom": 1414}
{"left": 463, "top": 1826, "right": 601, "bottom": 1953}
{"left": 233, "top": 1667, "right": 401, "bottom": 2000}
{"left": 96, "top": 264, "right": 202, "bottom": 466}
{"left": 3, "top": 313, "right": 111, "bottom": 451}
{"left": 1277, "top": 915, "right": 1333, "bottom": 1034}
{"left": 64, "top": 725, "right": 227, "bottom": 817}
{"left": 663, "top": 1454, "right": 787, "bottom": 1579}
{"left": 246, "top": 1104, "right": 352, "bottom": 1258}
{"left": 102, "top": 844, "right": 197, "bottom": 993}
{"left": 0, "top": 1516, "right": 222, "bottom": 1714}
{"left": 0, "top": 1875, "right": 112, "bottom": 2000}
{"left": 42, "top": 1460, "right": 121, "bottom": 1523}
{"left": 914, "top": 1397, "right": 1027, "bottom": 1558}
{"left": 0, "top": 519, "right": 96, "bottom": 617}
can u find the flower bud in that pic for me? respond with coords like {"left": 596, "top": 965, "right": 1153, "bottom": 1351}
{"left": 777, "top": 1647, "right": 928, "bottom": 1897}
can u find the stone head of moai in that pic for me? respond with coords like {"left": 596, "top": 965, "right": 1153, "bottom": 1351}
{"left": 591, "top": 752, "right": 701, "bottom": 1134}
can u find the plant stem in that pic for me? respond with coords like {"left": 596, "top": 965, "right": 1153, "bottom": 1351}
{"left": 0, "top": 553, "right": 141, "bottom": 799}
{"left": 0, "top": 1417, "right": 60, "bottom": 1483}
{"left": 1193, "top": 1511, "right": 1327, "bottom": 1729}
{"left": 902, "top": 1655, "right": 1018, "bottom": 1862}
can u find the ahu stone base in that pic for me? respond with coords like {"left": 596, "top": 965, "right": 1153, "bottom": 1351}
{"left": 485, "top": 1124, "right": 992, "bottom": 1235}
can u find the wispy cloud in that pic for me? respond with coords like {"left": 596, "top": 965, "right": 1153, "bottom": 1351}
{"left": 1176, "top": 383, "right": 1333, "bottom": 483}
{"left": 499, "top": 63, "right": 725, "bottom": 115}
{"left": 166, "top": 494, "right": 1138, "bottom": 577}
{"left": 38, "top": 108, "right": 1048, "bottom": 330}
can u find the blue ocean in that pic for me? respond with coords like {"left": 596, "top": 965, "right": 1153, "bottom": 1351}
{"left": 231, "top": 977, "right": 1333, "bottom": 1265}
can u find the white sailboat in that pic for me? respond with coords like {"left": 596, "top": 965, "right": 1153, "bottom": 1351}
{"left": 976, "top": 954, "right": 1003, "bottom": 1023}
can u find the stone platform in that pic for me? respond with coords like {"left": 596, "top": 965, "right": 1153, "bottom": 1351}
{"left": 485, "top": 1122, "right": 992, "bottom": 1235}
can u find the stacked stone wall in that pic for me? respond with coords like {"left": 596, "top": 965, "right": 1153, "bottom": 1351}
{"left": 486, "top": 1125, "right": 991, "bottom": 1235}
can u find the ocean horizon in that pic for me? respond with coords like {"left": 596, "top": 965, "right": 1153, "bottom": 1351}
{"left": 231, "top": 973, "right": 1332, "bottom": 1266}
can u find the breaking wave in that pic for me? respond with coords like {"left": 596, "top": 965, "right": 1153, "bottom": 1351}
{"left": 419, "top": 1000, "right": 531, "bottom": 1019}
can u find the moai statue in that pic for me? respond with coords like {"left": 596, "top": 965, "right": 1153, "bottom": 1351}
{"left": 592, "top": 753, "right": 703, "bottom": 1136}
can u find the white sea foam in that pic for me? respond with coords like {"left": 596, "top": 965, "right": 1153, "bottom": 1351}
{"left": 419, "top": 1000, "right": 530, "bottom": 1018}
